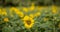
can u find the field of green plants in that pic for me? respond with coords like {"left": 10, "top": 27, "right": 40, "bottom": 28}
{"left": 0, "top": 4, "right": 60, "bottom": 32}
{"left": 0, "top": 0, "right": 60, "bottom": 32}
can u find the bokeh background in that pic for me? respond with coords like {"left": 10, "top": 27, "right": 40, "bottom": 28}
{"left": 0, "top": 0, "right": 60, "bottom": 32}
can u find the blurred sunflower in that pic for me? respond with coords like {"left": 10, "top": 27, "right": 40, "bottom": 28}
{"left": 23, "top": 7, "right": 28, "bottom": 12}
{"left": 10, "top": 7, "right": 20, "bottom": 12}
{"left": 18, "top": 12, "right": 24, "bottom": 18}
{"left": 23, "top": 15, "right": 34, "bottom": 29}
{"left": 10, "top": 7, "right": 18, "bottom": 16}
{"left": 2, "top": 11, "right": 7, "bottom": 16}
{"left": 29, "top": 14, "right": 35, "bottom": 18}
{"left": 10, "top": 7, "right": 20, "bottom": 14}
{"left": 2, "top": 8, "right": 7, "bottom": 16}
{"left": 4, "top": 18, "right": 9, "bottom": 22}
{"left": 10, "top": 7, "right": 24, "bottom": 17}
{"left": 14, "top": 9, "right": 24, "bottom": 17}
{"left": 10, "top": 7, "right": 17, "bottom": 11}
{"left": 17, "top": 12, "right": 24, "bottom": 17}
{"left": 52, "top": 5, "right": 57, "bottom": 14}
{"left": 29, "top": 3, "right": 35, "bottom": 11}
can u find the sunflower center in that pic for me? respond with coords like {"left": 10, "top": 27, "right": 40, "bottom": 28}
{"left": 26, "top": 20, "right": 31, "bottom": 25}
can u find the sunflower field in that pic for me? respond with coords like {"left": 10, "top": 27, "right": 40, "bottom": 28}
{"left": 0, "top": 0, "right": 60, "bottom": 32}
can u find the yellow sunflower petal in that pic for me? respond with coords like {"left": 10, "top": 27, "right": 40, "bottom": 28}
{"left": 23, "top": 15, "right": 29, "bottom": 20}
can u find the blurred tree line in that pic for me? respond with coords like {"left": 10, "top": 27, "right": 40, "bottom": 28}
{"left": 0, "top": 0, "right": 60, "bottom": 6}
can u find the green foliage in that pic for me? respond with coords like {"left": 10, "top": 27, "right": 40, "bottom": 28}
{"left": 0, "top": 6, "right": 60, "bottom": 32}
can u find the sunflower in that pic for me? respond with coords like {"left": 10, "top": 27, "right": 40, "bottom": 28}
{"left": 10, "top": 7, "right": 24, "bottom": 17}
{"left": 15, "top": 11, "right": 24, "bottom": 18}
{"left": 14, "top": 10, "right": 24, "bottom": 17}
{"left": 10, "top": 7, "right": 20, "bottom": 13}
{"left": 1, "top": 8, "right": 7, "bottom": 16}
{"left": 23, "top": 7, "right": 28, "bottom": 12}
{"left": 4, "top": 18, "right": 9, "bottom": 22}
{"left": 52, "top": 5, "right": 57, "bottom": 14}
{"left": 29, "top": 14, "right": 35, "bottom": 18}
{"left": 17, "top": 12, "right": 24, "bottom": 17}
{"left": 10, "top": 7, "right": 17, "bottom": 11}
{"left": 2, "top": 11, "right": 7, "bottom": 16}
{"left": 10, "top": 7, "right": 18, "bottom": 16}
{"left": 23, "top": 16, "right": 34, "bottom": 29}
{"left": 10, "top": 7, "right": 20, "bottom": 12}
{"left": 29, "top": 3, "right": 35, "bottom": 11}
